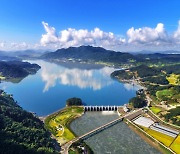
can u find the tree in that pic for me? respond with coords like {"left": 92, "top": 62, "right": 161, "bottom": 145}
{"left": 66, "top": 97, "right": 83, "bottom": 106}
{"left": 129, "top": 97, "right": 146, "bottom": 108}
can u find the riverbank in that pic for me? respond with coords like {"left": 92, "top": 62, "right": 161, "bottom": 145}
{"left": 44, "top": 106, "right": 84, "bottom": 145}
{"left": 110, "top": 66, "right": 180, "bottom": 153}
{"left": 125, "top": 119, "right": 172, "bottom": 154}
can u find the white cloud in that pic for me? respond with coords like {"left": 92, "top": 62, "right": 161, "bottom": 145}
{"left": 41, "top": 21, "right": 58, "bottom": 46}
{"left": 173, "top": 20, "right": 180, "bottom": 43}
{"left": 0, "top": 42, "right": 5, "bottom": 48}
{"left": 1, "top": 20, "right": 180, "bottom": 52}
{"left": 11, "top": 42, "right": 29, "bottom": 49}
{"left": 36, "top": 60, "right": 115, "bottom": 92}
{"left": 127, "top": 23, "right": 170, "bottom": 45}
{"left": 40, "top": 21, "right": 125, "bottom": 50}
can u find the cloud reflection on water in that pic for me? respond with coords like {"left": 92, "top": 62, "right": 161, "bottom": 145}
{"left": 38, "top": 61, "right": 116, "bottom": 92}
{"left": 123, "top": 83, "right": 142, "bottom": 91}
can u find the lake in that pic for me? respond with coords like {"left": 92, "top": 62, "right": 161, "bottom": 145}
{"left": 0, "top": 60, "right": 141, "bottom": 116}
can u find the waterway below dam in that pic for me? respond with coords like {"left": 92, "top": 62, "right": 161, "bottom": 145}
{"left": 70, "top": 112, "right": 161, "bottom": 154}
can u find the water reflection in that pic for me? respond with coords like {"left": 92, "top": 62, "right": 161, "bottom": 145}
{"left": 123, "top": 83, "right": 142, "bottom": 91}
{"left": 36, "top": 61, "right": 116, "bottom": 92}
{"left": 0, "top": 60, "right": 140, "bottom": 116}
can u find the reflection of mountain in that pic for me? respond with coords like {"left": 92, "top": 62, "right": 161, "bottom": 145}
{"left": 37, "top": 61, "right": 115, "bottom": 92}
{"left": 51, "top": 61, "right": 104, "bottom": 70}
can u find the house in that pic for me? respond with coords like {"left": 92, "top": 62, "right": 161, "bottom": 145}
{"left": 123, "top": 104, "right": 130, "bottom": 112}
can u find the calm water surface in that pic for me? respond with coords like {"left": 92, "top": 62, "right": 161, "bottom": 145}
{"left": 70, "top": 112, "right": 160, "bottom": 154}
{"left": 0, "top": 60, "right": 141, "bottom": 116}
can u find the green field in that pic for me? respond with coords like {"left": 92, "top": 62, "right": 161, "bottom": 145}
{"left": 45, "top": 106, "right": 84, "bottom": 145}
{"left": 150, "top": 106, "right": 162, "bottom": 114}
{"left": 156, "top": 88, "right": 180, "bottom": 104}
{"left": 170, "top": 135, "right": 180, "bottom": 154}
{"left": 156, "top": 89, "right": 173, "bottom": 100}
{"left": 167, "top": 74, "right": 180, "bottom": 85}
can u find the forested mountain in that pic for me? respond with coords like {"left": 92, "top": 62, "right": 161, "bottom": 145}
{"left": 0, "top": 61, "right": 40, "bottom": 80}
{"left": 0, "top": 91, "right": 59, "bottom": 154}
{"left": 41, "top": 45, "right": 137, "bottom": 63}
{"left": 41, "top": 46, "right": 180, "bottom": 65}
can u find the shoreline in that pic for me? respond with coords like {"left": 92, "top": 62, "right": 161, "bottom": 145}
{"left": 44, "top": 106, "right": 84, "bottom": 145}
{"left": 125, "top": 120, "right": 168, "bottom": 154}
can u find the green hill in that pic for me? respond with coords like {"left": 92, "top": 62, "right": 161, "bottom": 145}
{"left": 41, "top": 45, "right": 137, "bottom": 64}
{"left": 0, "top": 91, "right": 59, "bottom": 154}
{"left": 0, "top": 61, "right": 40, "bottom": 80}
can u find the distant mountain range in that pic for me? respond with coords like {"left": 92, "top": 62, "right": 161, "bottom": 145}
{"left": 41, "top": 46, "right": 180, "bottom": 65}
{"left": 1, "top": 46, "right": 180, "bottom": 65}
{"left": 132, "top": 50, "right": 180, "bottom": 54}
{"left": 0, "top": 50, "right": 49, "bottom": 61}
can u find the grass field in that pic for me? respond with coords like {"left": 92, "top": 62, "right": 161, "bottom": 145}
{"left": 156, "top": 89, "right": 173, "bottom": 100}
{"left": 146, "top": 129, "right": 175, "bottom": 147}
{"left": 167, "top": 74, "right": 180, "bottom": 85}
{"left": 45, "top": 106, "right": 84, "bottom": 145}
{"left": 170, "top": 135, "right": 180, "bottom": 154}
{"left": 150, "top": 106, "right": 162, "bottom": 114}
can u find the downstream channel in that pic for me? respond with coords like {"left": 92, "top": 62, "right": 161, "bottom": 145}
{"left": 70, "top": 112, "right": 161, "bottom": 154}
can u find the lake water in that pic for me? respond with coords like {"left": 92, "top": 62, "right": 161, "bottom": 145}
{"left": 0, "top": 60, "right": 141, "bottom": 116}
{"left": 70, "top": 112, "right": 160, "bottom": 154}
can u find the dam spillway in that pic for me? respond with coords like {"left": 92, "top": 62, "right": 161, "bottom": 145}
{"left": 84, "top": 106, "right": 121, "bottom": 111}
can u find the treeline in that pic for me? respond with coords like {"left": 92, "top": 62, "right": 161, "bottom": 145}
{"left": 0, "top": 61, "right": 40, "bottom": 79}
{"left": 0, "top": 92, "right": 58, "bottom": 154}
{"left": 111, "top": 70, "right": 133, "bottom": 80}
{"left": 66, "top": 97, "right": 83, "bottom": 106}
{"left": 130, "top": 65, "right": 160, "bottom": 78}
{"left": 164, "top": 107, "right": 180, "bottom": 126}
{"left": 129, "top": 89, "right": 147, "bottom": 108}
{"left": 146, "top": 85, "right": 171, "bottom": 96}
{"left": 141, "top": 75, "right": 169, "bottom": 85}
{"left": 111, "top": 64, "right": 180, "bottom": 83}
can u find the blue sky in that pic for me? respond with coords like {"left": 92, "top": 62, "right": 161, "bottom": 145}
{"left": 0, "top": 0, "right": 180, "bottom": 51}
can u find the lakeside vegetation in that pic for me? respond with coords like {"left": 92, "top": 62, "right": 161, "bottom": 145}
{"left": 111, "top": 62, "right": 180, "bottom": 153}
{"left": 0, "top": 61, "right": 40, "bottom": 82}
{"left": 66, "top": 97, "right": 83, "bottom": 106}
{"left": 111, "top": 63, "right": 180, "bottom": 126}
{"left": 0, "top": 91, "right": 58, "bottom": 154}
{"left": 44, "top": 106, "right": 84, "bottom": 145}
{"left": 69, "top": 140, "right": 94, "bottom": 154}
